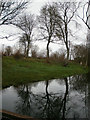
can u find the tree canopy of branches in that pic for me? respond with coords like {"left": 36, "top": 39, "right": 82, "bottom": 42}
{"left": 77, "top": 1, "right": 90, "bottom": 67}
{"left": 38, "top": 4, "right": 58, "bottom": 58}
{"left": 54, "top": 2, "right": 79, "bottom": 60}
{"left": 0, "top": 0, "right": 28, "bottom": 26}
{"left": 18, "top": 14, "right": 35, "bottom": 57}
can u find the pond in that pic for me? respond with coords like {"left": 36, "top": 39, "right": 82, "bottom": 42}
{"left": 1, "top": 74, "right": 90, "bottom": 119}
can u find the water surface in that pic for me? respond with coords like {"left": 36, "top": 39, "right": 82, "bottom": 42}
{"left": 1, "top": 74, "right": 90, "bottom": 119}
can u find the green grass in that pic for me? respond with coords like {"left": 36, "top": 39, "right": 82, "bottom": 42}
{"left": 2, "top": 56, "right": 88, "bottom": 88}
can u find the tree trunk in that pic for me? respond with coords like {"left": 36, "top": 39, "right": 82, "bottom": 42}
{"left": 26, "top": 35, "right": 30, "bottom": 58}
{"left": 65, "top": 23, "right": 69, "bottom": 60}
{"left": 24, "top": 43, "right": 27, "bottom": 57}
{"left": 62, "top": 78, "right": 68, "bottom": 119}
{"left": 26, "top": 44, "right": 30, "bottom": 58}
{"left": 87, "top": 31, "right": 90, "bottom": 67}
{"left": 47, "top": 41, "right": 50, "bottom": 58}
{"left": 67, "top": 47, "right": 69, "bottom": 60}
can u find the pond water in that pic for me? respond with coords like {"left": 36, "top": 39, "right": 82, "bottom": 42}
{"left": 1, "top": 74, "right": 90, "bottom": 119}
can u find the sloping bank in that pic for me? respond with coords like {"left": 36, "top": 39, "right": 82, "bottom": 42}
{"left": 2, "top": 56, "right": 88, "bottom": 88}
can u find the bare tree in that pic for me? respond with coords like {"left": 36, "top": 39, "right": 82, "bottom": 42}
{"left": 19, "top": 34, "right": 27, "bottom": 56}
{"left": 0, "top": 0, "right": 28, "bottom": 26}
{"left": 17, "top": 14, "right": 35, "bottom": 57}
{"left": 38, "top": 4, "right": 57, "bottom": 58}
{"left": 77, "top": 1, "right": 90, "bottom": 67}
{"left": 77, "top": 1, "right": 90, "bottom": 30}
{"left": 54, "top": 2, "right": 79, "bottom": 60}
{"left": 75, "top": 1, "right": 90, "bottom": 68}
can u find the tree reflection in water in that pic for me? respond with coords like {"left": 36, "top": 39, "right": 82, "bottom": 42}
{"left": 34, "top": 80, "right": 69, "bottom": 119}
{"left": 15, "top": 78, "right": 69, "bottom": 120}
{"left": 14, "top": 74, "right": 90, "bottom": 119}
{"left": 87, "top": 73, "right": 90, "bottom": 120}
{"left": 15, "top": 84, "right": 32, "bottom": 115}
{"left": 68, "top": 74, "right": 90, "bottom": 119}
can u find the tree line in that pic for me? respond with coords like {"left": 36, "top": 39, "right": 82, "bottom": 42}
{"left": 0, "top": 0, "right": 90, "bottom": 65}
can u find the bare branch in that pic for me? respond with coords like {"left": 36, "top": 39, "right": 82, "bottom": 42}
{"left": 76, "top": 1, "right": 90, "bottom": 30}
{"left": 68, "top": 2, "right": 80, "bottom": 24}
{"left": 0, "top": 0, "right": 28, "bottom": 25}
{"left": 77, "top": 14, "right": 90, "bottom": 30}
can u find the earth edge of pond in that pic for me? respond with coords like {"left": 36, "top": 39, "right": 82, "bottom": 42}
{"left": 2, "top": 56, "right": 88, "bottom": 88}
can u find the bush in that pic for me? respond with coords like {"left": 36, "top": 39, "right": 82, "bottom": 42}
{"left": 50, "top": 52, "right": 68, "bottom": 66}
{"left": 5, "top": 46, "right": 12, "bottom": 56}
{"left": 50, "top": 52, "right": 64, "bottom": 62}
{"left": 37, "top": 50, "right": 46, "bottom": 59}
{"left": 31, "top": 49, "right": 37, "bottom": 58}
{"left": 13, "top": 50, "right": 24, "bottom": 59}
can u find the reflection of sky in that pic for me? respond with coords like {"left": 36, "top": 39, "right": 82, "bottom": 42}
{"left": 31, "top": 79, "right": 65, "bottom": 94}
{"left": 67, "top": 91, "right": 87, "bottom": 118}
{"left": 1, "top": 86, "right": 19, "bottom": 113}
{"left": 1, "top": 76, "right": 89, "bottom": 118}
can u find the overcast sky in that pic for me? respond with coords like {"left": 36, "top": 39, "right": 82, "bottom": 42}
{"left": 0, "top": 0, "right": 88, "bottom": 53}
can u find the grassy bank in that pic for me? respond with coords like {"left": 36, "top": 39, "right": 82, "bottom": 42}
{"left": 2, "top": 56, "right": 88, "bottom": 88}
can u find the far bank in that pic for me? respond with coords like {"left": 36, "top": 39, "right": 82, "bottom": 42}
{"left": 2, "top": 56, "right": 88, "bottom": 88}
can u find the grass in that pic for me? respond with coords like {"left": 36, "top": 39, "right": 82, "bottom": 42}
{"left": 2, "top": 56, "right": 88, "bottom": 88}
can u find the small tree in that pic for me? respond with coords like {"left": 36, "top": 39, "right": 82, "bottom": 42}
{"left": 19, "top": 33, "right": 28, "bottom": 57}
{"left": 18, "top": 14, "right": 35, "bottom": 57}
{"left": 31, "top": 45, "right": 39, "bottom": 58}
{"left": 73, "top": 44, "right": 87, "bottom": 65}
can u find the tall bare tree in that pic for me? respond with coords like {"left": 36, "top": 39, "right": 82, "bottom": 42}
{"left": 38, "top": 4, "right": 57, "bottom": 58}
{"left": 78, "top": 1, "right": 90, "bottom": 67}
{"left": 17, "top": 14, "right": 35, "bottom": 57}
{"left": 54, "top": 2, "right": 79, "bottom": 60}
{"left": 75, "top": 1, "right": 90, "bottom": 67}
{"left": 0, "top": 0, "right": 28, "bottom": 26}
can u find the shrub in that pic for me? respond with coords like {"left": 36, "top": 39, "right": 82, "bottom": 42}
{"left": 5, "top": 46, "right": 12, "bottom": 56}
{"left": 13, "top": 50, "right": 24, "bottom": 59}
{"left": 50, "top": 52, "right": 68, "bottom": 66}
{"left": 37, "top": 50, "right": 46, "bottom": 59}
{"left": 31, "top": 49, "right": 37, "bottom": 58}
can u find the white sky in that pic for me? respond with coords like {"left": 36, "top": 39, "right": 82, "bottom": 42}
{"left": 0, "top": 0, "right": 88, "bottom": 53}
